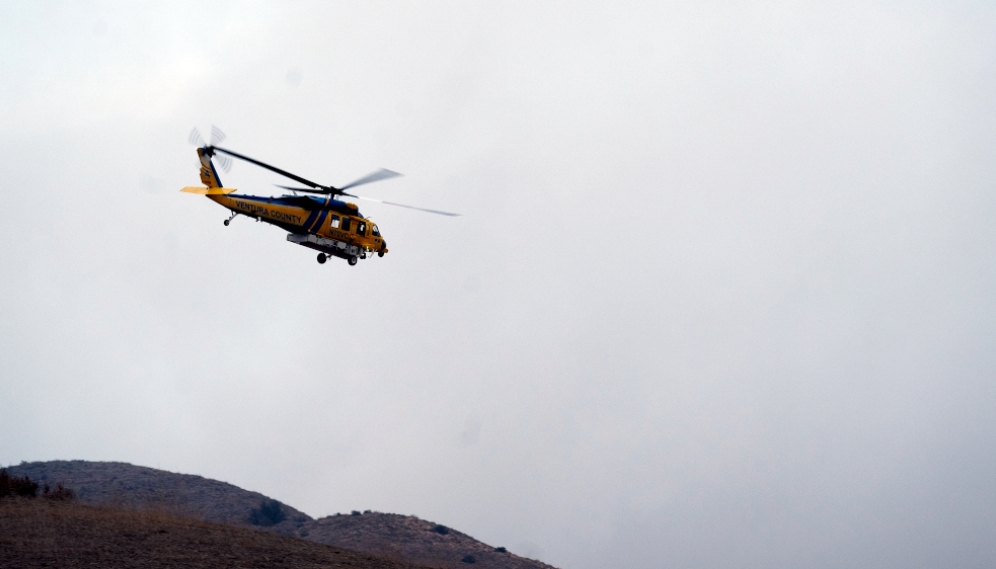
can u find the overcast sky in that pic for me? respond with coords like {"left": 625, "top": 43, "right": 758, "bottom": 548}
{"left": 2, "top": 2, "right": 995, "bottom": 568}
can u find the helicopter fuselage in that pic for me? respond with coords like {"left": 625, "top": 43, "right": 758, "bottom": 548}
{"left": 207, "top": 193, "right": 388, "bottom": 259}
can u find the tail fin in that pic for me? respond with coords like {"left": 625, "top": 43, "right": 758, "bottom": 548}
{"left": 197, "top": 147, "right": 224, "bottom": 188}
{"left": 180, "top": 147, "right": 236, "bottom": 194}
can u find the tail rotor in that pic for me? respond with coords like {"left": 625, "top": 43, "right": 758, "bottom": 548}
{"left": 188, "top": 127, "right": 206, "bottom": 147}
{"left": 188, "top": 125, "right": 232, "bottom": 172}
{"left": 210, "top": 125, "right": 226, "bottom": 146}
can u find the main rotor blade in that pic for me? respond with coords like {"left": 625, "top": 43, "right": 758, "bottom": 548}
{"left": 339, "top": 168, "right": 402, "bottom": 191}
{"left": 343, "top": 193, "right": 460, "bottom": 216}
{"left": 275, "top": 184, "right": 327, "bottom": 195}
{"left": 213, "top": 146, "right": 327, "bottom": 191}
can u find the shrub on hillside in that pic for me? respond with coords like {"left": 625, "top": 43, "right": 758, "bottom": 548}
{"left": 461, "top": 554, "right": 476, "bottom": 563}
{"left": 431, "top": 524, "right": 449, "bottom": 535}
{"left": 0, "top": 469, "right": 39, "bottom": 498}
{"left": 42, "top": 482, "right": 75, "bottom": 501}
{"left": 494, "top": 546, "right": 507, "bottom": 553}
{"left": 248, "top": 498, "right": 286, "bottom": 526}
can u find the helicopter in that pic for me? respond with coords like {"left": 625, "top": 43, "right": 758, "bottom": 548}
{"left": 181, "top": 127, "right": 458, "bottom": 265}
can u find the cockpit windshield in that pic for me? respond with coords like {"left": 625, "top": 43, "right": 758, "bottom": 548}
{"left": 371, "top": 225, "right": 380, "bottom": 236}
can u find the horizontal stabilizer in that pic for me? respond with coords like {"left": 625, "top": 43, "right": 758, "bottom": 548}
{"left": 180, "top": 186, "right": 237, "bottom": 195}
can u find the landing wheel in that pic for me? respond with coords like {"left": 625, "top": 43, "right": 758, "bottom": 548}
{"left": 317, "top": 253, "right": 327, "bottom": 264}
{"left": 223, "top": 219, "right": 230, "bottom": 226}
{"left": 377, "top": 251, "right": 384, "bottom": 258}
{"left": 348, "top": 256, "right": 358, "bottom": 266}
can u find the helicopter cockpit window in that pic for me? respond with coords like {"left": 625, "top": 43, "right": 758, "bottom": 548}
{"left": 357, "top": 221, "right": 367, "bottom": 235}
{"left": 371, "top": 225, "right": 380, "bottom": 236}
{"left": 330, "top": 215, "right": 340, "bottom": 229}
{"left": 342, "top": 217, "right": 351, "bottom": 231}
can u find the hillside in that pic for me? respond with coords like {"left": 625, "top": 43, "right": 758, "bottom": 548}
{"left": 0, "top": 496, "right": 427, "bottom": 569}
{"left": 7, "top": 460, "right": 309, "bottom": 536}
{"left": 7, "top": 461, "right": 560, "bottom": 569}
{"left": 300, "top": 512, "right": 558, "bottom": 569}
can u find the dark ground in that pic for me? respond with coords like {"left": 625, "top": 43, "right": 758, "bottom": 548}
{"left": 0, "top": 497, "right": 430, "bottom": 569}
{"left": 5, "top": 461, "right": 560, "bottom": 569}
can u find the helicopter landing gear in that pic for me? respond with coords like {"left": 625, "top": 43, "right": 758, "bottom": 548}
{"left": 317, "top": 253, "right": 327, "bottom": 264}
{"left": 348, "top": 256, "right": 358, "bottom": 266}
{"left": 377, "top": 250, "right": 384, "bottom": 258}
{"left": 223, "top": 211, "right": 238, "bottom": 226}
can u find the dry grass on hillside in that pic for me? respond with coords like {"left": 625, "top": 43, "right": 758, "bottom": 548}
{"left": 7, "top": 460, "right": 310, "bottom": 536}
{"left": 0, "top": 497, "right": 430, "bottom": 569}
{"left": 300, "top": 513, "right": 558, "bottom": 569}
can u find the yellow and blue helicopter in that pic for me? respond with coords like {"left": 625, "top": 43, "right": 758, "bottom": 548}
{"left": 181, "top": 127, "right": 458, "bottom": 265}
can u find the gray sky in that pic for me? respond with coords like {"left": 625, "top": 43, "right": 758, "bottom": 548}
{"left": 2, "top": 2, "right": 995, "bottom": 567}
